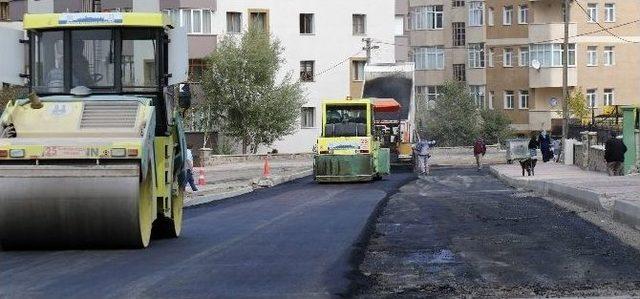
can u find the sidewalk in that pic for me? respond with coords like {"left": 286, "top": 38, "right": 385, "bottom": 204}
{"left": 185, "top": 160, "right": 313, "bottom": 207}
{"left": 490, "top": 163, "right": 640, "bottom": 230}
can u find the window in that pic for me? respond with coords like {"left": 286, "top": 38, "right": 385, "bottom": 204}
{"left": 452, "top": 22, "right": 466, "bottom": 46}
{"left": 587, "top": 89, "right": 597, "bottom": 108}
{"left": 414, "top": 46, "right": 445, "bottom": 70}
{"left": 488, "top": 48, "right": 494, "bottom": 67}
{"left": 122, "top": 29, "right": 158, "bottom": 92}
{"left": 300, "top": 13, "right": 314, "bottom": 34}
{"left": 453, "top": 64, "right": 466, "bottom": 82}
{"left": 300, "top": 61, "right": 314, "bottom": 82}
{"left": 519, "top": 90, "right": 529, "bottom": 109}
{"left": 504, "top": 91, "right": 515, "bottom": 109}
{"left": 469, "top": 1, "right": 484, "bottom": 27}
{"left": 352, "top": 60, "right": 366, "bottom": 81}
{"left": 0, "top": 2, "right": 8, "bottom": 21}
{"left": 453, "top": 0, "right": 465, "bottom": 7}
{"left": 411, "top": 6, "right": 443, "bottom": 30}
{"left": 519, "top": 47, "right": 529, "bottom": 66}
{"left": 587, "top": 46, "right": 598, "bottom": 66}
{"left": 587, "top": 3, "right": 597, "bottom": 23}
{"left": 468, "top": 43, "right": 485, "bottom": 68}
{"left": 488, "top": 91, "right": 495, "bottom": 110}
{"left": 488, "top": 7, "right": 494, "bottom": 26}
{"left": 470, "top": 85, "right": 485, "bottom": 107}
{"left": 503, "top": 6, "right": 513, "bottom": 25}
{"left": 518, "top": 5, "right": 528, "bottom": 24}
{"left": 503, "top": 48, "right": 513, "bottom": 67}
{"left": 604, "top": 46, "right": 615, "bottom": 65}
{"left": 604, "top": 88, "right": 615, "bottom": 106}
{"left": 250, "top": 11, "right": 268, "bottom": 31}
{"left": 164, "top": 9, "right": 214, "bottom": 34}
{"left": 189, "top": 59, "right": 206, "bottom": 80}
{"left": 353, "top": 14, "right": 367, "bottom": 35}
{"left": 605, "top": 3, "right": 615, "bottom": 22}
{"left": 301, "top": 107, "right": 315, "bottom": 128}
{"left": 416, "top": 86, "right": 441, "bottom": 109}
{"left": 529, "top": 43, "right": 576, "bottom": 67}
{"left": 227, "top": 12, "right": 242, "bottom": 33}
{"left": 395, "top": 16, "right": 405, "bottom": 36}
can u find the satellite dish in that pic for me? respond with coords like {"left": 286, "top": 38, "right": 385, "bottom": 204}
{"left": 531, "top": 59, "right": 541, "bottom": 70}
{"left": 549, "top": 97, "right": 558, "bottom": 107}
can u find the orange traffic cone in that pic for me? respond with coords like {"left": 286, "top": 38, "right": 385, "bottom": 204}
{"left": 262, "top": 156, "right": 271, "bottom": 178}
{"left": 197, "top": 167, "right": 206, "bottom": 186}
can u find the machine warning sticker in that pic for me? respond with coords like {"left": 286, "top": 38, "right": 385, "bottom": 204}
{"left": 42, "top": 146, "right": 101, "bottom": 158}
{"left": 49, "top": 103, "right": 71, "bottom": 117}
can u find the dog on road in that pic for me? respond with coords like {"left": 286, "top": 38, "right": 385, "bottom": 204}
{"left": 519, "top": 158, "right": 537, "bottom": 176}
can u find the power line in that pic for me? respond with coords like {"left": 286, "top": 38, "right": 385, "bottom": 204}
{"left": 573, "top": 0, "right": 639, "bottom": 44}
{"left": 314, "top": 49, "right": 365, "bottom": 79}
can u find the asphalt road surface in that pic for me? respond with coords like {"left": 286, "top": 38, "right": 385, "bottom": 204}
{"left": 356, "top": 167, "right": 640, "bottom": 297}
{"left": 0, "top": 170, "right": 414, "bottom": 298}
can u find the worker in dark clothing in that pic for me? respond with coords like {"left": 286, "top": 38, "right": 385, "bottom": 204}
{"left": 604, "top": 132, "right": 627, "bottom": 176}
{"left": 528, "top": 133, "right": 539, "bottom": 158}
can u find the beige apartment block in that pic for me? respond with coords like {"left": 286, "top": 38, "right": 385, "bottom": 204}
{"left": 486, "top": 0, "right": 640, "bottom": 133}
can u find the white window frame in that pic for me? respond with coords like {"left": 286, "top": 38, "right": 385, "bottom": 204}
{"left": 518, "top": 5, "right": 528, "bottom": 24}
{"left": 412, "top": 6, "right": 443, "bottom": 30}
{"left": 469, "top": 1, "right": 484, "bottom": 27}
{"left": 587, "top": 3, "right": 598, "bottom": 23}
{"left": 519, "top": 47, "right": 529, "bottom": 66}
{"left": 488, "top": 48, "right": 494, "bottom": 67}
{"left": 604, "top": 89, "right": 615, "bottom": 106}
{"left": 352, "top": 60, "right": 366, "bottom": 81}
{"left": 529, "top": 43, "right": 576, "bottom": 67}
{"left": 301, "top": 107, "right": 316, "bottom": 128}
{"left": 604, "top": 3, "right": 616, "bottom": 23}
{"left": 587, "top": 89, "right": 597, "bottom": 108}
{"left": 503, "top": 48, "right": 513, "bottom": 67}
{"left": 519, "top": 90, "right": 529, "bottom": 109}
{"left": 488, "top": 91, "right": 495, "bottom": 110}
{"left": 171, "top": 8, "right": 214, "bottom": 35}
{"left": 487, "top": 7, "right": 494, "bottom": 26}
{"left": 414, "top": 46, "right": 445, "bottom": 70}
{"left": 504, "top": 91, "right": 515, "bottom": 109}
{"left": 470, "top": 85, "right": 486, "bottom": 108}
{"left": 604, "top": 46, "right": 615, "bottom": 66}
{"left": 587, "top": 46, "right": 598, "bottom": 66}
{"left": 468, "top": 43, "right": 485, "bottom": 69}
{"left": 503, "top": 6, "right": 512, "bottom": 26}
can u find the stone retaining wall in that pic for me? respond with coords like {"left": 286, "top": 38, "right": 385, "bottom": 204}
{"left": 198, "top": 151, "right": 313, "bottom": 167}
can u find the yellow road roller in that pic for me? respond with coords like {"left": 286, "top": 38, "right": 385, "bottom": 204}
{"left": 0, "top": 12, "right": 191, "bottom": 248}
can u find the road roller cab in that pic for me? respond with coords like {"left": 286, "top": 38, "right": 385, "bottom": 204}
{"left": 313, "top": 98, "right": 394, "bottom": 183}
{"left": 0, "top": 12, "right": 190, "bottom": 249}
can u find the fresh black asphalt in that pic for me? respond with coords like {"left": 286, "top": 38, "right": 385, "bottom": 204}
{"left": 0, "top": 169, "right": 414, "bottom": 298}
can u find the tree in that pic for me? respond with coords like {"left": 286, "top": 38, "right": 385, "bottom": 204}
{"left": 0, "top": 85, "right": 22, "bottom": 112}
{"left": 424, "top": 81, "right": 481, "bottom": 146}
{"left": 201, "top": 25, "right": 306, "bottom": 154}
{"left": 567, "top": 89, "right": 589, "bottom": 120}
{"left": 479, "top": 108, "right": 513, "bottom": 145}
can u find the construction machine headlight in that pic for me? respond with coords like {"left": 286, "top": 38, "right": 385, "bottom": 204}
{"left": 111, "top": 148, "right": 126, "bottom": 157}
{"left": 9, "top": 149, "right": 24, "bottom": 158}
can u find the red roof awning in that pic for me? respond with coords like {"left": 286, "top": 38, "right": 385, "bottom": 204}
{"left": 373, "top": 98, "right": 401, "bottom": 113}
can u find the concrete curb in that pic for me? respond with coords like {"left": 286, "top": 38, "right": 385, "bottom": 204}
{"left": 185, "top": 169, "right": 313, "bottom": 207}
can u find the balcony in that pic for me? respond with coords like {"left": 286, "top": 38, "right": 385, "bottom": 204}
{"left": 529, "top": 67, "right": 577, "bottom": 88}
{"left": 529, "top": 23, "right": 577, "bottom": 43}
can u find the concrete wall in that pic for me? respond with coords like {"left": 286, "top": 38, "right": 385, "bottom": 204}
{"left": 212, "top": 0, "right": 396, "bottom": 153}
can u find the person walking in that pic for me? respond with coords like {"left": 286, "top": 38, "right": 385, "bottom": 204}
{"left": 528, "top": 133, "right": 539, "bottom": 158}
{"left": 605, "top": 132, "right": 627, "bottom": 176}
{"left": 186, "top": 147, "right": 199, "bottom": 192}
{"left": 414, "top": 139, "right": 434, "bottom": 175}
{"left": 539, "top": 130, "right": 553, "bottom": 162}
{"left": 473, "top": 137, "right": 487, "bottom": 171}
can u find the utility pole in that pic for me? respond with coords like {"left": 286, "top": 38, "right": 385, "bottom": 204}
{"left": 362, "top": 38, "right": 379, "bottom": 64}
{"left": 562, "top": 0, "right": 570, "bottom": 158}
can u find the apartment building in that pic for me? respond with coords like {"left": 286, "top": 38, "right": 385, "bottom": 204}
{"left": 396, "top": 0, "right": 488, "bottom": 109}
{"left": 399, "top": 0, "right": 640, "bottom": 134}
{"left": 487, "top": 0, "right": 640, "bottom": 133}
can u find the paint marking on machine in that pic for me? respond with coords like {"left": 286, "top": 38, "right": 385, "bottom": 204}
{"left": 42, "top": 146, "right": 102, "bottom": 158}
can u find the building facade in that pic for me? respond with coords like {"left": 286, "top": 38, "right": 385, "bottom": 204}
{"left": 397, "top": 0, "right": 640, "bottom": 134}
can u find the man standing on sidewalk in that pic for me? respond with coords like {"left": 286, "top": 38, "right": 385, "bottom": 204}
{"left": 605, "top": 132, "right": 627, "bottom": 176}
{"left": 473, "top": 137, "right": 487, "bottom": 171}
